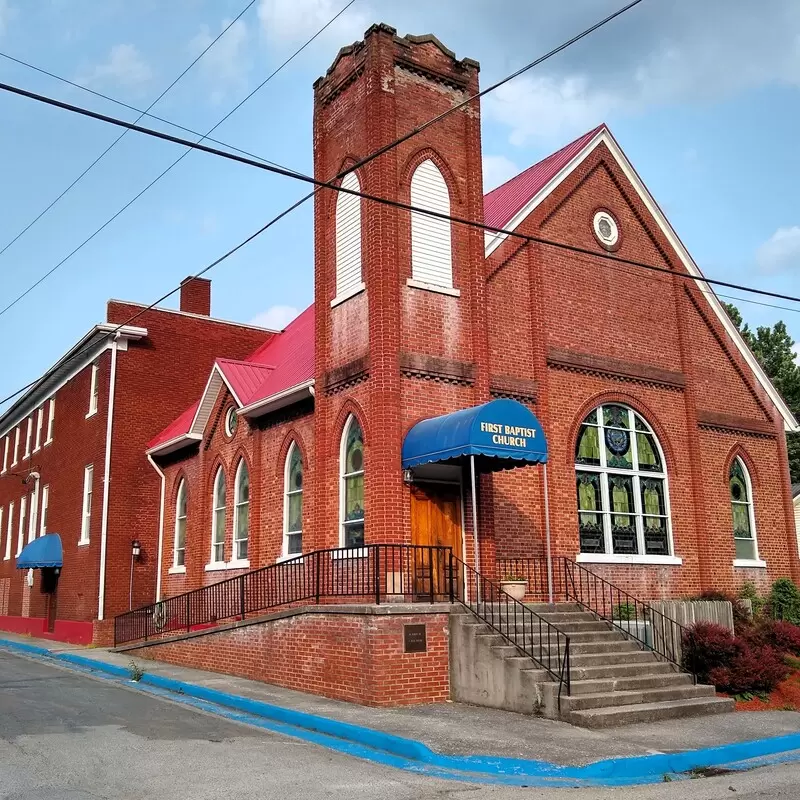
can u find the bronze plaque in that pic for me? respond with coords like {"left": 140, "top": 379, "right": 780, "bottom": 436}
{"left": 404, "top": 624, "right": 427, "bottom": 653}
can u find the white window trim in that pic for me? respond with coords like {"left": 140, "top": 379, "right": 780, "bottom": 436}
{"left": 576, "top": 405, "right": 676, "bottom": 560}
{"left": 0, "top": 508, "right": 3, "bottom": 563}
{"left": 1, "top": 436, "right": 8, "bottom": 474}
{"left": 45, "top": 398, "right": 55, "bottom": 445}
{"left": 731, "top": 457, "right": 761, "bottom": 566}
{"left": 283, "top": 442, "right": 303, "bottom": 558}
{"left": 233, "top": 460, "right": 250, "bottom": 563}
{"left": 330, "top": 281, "right": 366, "bottom": 308}
{"left": 27, "top": 477, "right": 39, "bottom": 544}
{"left": 4, "top": 501, "right": 13, "bottom": 560}
{"left": 87, "top": 362, "right": 99, "bottom": 417}
{"left": 405, "top": 278, "right": 461, "bottom": 297}
{"left": 39, "top": 485, "right": 49, "bottom": 537}
{"left": 33, "top": 407, "right": 44, "bottom": 453}
{"left": 410, "top": 159, "right": 454, "bottom": 290}
{"left": 276, "top": 553, "right": 304, "bottom": 564}
{"left": 12, "top": 427, "right": 19, "bottom": 467}
{"left": 16, "top": 495, "right": 26, "bottom": 556}
{"left": 227, "top": 558, "right": 251, "bottom": 570}
{"left": 339, "top": 415, "right": 365, "bottom": 548}
{"left": 173, "top": 480, "right": 187, "bottom": 569}
{"left": 80, "top": 465, "right": 93, "bottom": 544}
{"left": 209, "top": 467, "right": 226, "bottom": 565}
{"left": 576, "top": 553, "right": 683, "bottom": 566}
{"left": 168, "top": 565, "right": 187, "bottom": 575}
{"left": 23, "top": 417, "right": 32, "bottom": 459}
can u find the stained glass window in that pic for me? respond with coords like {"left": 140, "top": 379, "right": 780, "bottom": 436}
{"left": 574, "top": 404, "right": 672, "bottom": 557}
{"left": 174, "top": 480, "right": 187, "bottom": 568}
{"left": 284, "top": 443, "right": 303, "bottom": 556}
{"left": 233, "top": 461, "right": 249, "bottom": 561}
{"left": 211, "top": 467, "right": 226, "bottom": 564}
{"left": 341, "top": 416, "right": 365, "bottom": 547}
{"left": 730, "top": 458, "right": 758, "bottom": 561}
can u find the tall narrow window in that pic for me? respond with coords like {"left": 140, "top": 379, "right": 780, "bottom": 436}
{"left": 46, "top": 398, "right": 55, "bottom": 444}
{"left": 2, "top": 436, "right": 8, "bottom": 474}
{"left": 23, "top": 417, "right": 32, "bottom": 459}
{"left": 27, "top": 478, "right": 39, "bottom": 544}
{"left": 334, "top": 171, "right": 363, "bottom": 301}
{"left": 410, "top": 159, "right": 453, "bottom": 290}
{"left": 16, "top": 496, "right": 26, "bottom": 556}
{"left": 211, "top": 467, "right": 226, "bottom": 564}
{"left": 4, "top": 502, "right": 13, "bottom": 560}
{"left": 283, "top": 443, "right": 303, "bottom": 557}
{"left": 233, "top": 461, "right": 250, "bottom": 563}
{"left": 12, "top": 427, "right": 19, "bottom": 466}
{"left": 39, "top": 485, "right": 49, "bottom": 537}
{"left": 88, "top": 362, "right": 99, "bottom": 416}
{"left": 0, "top": 509, "right": 3, "bottom": 562}
{"left": 340, "top": 416, "right": 365, "bottom": 548}
{"left": 730, "top": 458, "right": 759, "bottom": 562}
{"left": 575, "top": 404, "right": 673, "bottom": 558}
{"left": 34, "top": 407, "right": 44, "bottom": 452}
{"left": 80, "top": 465, "right": 93, "bottom": 544}
{"left": 174, "top": 480, "right": 187, "bottom": 568}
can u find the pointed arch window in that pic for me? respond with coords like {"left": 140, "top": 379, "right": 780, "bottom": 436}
{"left": 233, "top": 460, "right": 250, "bottom": 563}
{"left": 334, "top": 171, "right": 363, "bottom": 302}
{"left": 575, "top": 404, "right": 674, "bottom": 560}
{"left": 730, "top": 458, "right": 760, "bottom": 563}
{"left": 410, "top": 159, "right": 453, "bottom": 290}
{"left": 210, "top": 467, "right": 226, "bottom": 565}
{"left": 174, "top": 480, "right": 187, "bottom": 569}
{"left": 340, "top": 416, "right": 364, "bottom": 548}
{"left": 283, "top": 443, "right": 303, "bottom": 557}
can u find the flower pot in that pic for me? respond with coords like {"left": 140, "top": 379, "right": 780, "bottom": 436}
{"left": 500, "top": 580, "right": 527, "bottom": 602}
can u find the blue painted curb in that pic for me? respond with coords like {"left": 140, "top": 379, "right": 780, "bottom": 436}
{"left": 2, "top": 637, "right": 800, "bottom": 786}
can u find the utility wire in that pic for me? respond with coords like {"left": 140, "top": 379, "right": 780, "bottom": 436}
{"left": 0, "top": 0, "right": 259, "bottom": 259}
{"left": 0, "top": 0, "right": 354, "bottom": 319}
{"left": 4, "top": 77, "right": 800, "bottom": 309}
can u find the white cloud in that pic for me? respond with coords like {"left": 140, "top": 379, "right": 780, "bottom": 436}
{"left": 189, "top": 18, "right": 250, "bottom": 103}
{"left": 250, "top": 304, "right": 299, "bottom": 330}
{"left": 756, "top": 226, "right": 800, "bottom": 273}
{"left": 257, "top": 0, "right": 368, "bottom": 45}
{"left": 83, "top": 43, "right": 152, "bottom": 88}
{"left": 482, "top": 155, "right": 519, "bottom": 191}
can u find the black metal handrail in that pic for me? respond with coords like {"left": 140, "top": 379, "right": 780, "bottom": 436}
{"left": 451, "top": 553, "right": 571, "bottom": 702}
{"left": 114, "top": 544, "right": 453, "bottom": 646}
{"left": 495, "top": 557, "right": 557, "bottom": 601}
{"left": 560, "top": 557, "right": 695, "bottom": 682}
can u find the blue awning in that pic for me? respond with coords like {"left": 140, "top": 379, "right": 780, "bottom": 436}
{"left": 402, "top": 398, "right": 548, "bottom": 470}
{"left": 16, "top": 533, "right": 63, "bottom": 569}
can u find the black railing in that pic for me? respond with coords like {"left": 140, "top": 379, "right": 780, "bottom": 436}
{"left": 114, "top": 544, "right": 454, "bottom": 646}
{"left": 561, "top": 557, "right": 695, "bottom": 681}
{"left": 495, "top": 557, "right": 557, "bottom": 601}
{"left": 452, "top": 554, "right": 571, "bottom": 701}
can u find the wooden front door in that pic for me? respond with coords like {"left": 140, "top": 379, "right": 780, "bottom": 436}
{"left": 411, "top": 484, "right": 462, "bottom": 598}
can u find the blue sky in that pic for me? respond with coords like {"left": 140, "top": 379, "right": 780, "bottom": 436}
{"left": 1, "top": 0, "right": 799, "bottom": 409}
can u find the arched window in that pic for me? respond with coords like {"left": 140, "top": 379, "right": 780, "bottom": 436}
{"left": 283, "top": 443, "right": 303, "bottom": 557}
{"left": 335, "top": 171, "right": 363, "bottom": 300}
{"left": 730, "top": 458, "right": 759, "bottom": 562}
{"left": 174, "top": 480, "right": 187, "bottom": 569}
{"left": 340, "top": 416, "right": 364, "bottom": 547}
{"left": 233, "top": 460, "right": 250, "bottom": 563}
{"left": 575, "top": 404, "right": 672, "bottom": 558}
{"left": 410, "top": 159, "right": 453, "bottom": 289}
{"left": 210, "top": 467, "right": 226, "bottom": 564}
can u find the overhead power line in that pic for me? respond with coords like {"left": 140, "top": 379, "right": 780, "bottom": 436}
{"left": 4, "top": 77, "right": 800, "bottom": 308}
{"left": 0, "top": 0, "right": 260, "bottom": 260}
{"left": 0, "top": 0, "right": 354, "bottom": 319}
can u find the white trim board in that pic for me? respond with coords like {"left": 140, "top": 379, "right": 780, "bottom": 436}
{"left": 485, "top": 128, "right": 798, "bottom": 433}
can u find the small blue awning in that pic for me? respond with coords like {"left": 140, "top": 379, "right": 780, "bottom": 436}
{"left": 16, "top": 533, "right": 63, "bottom": 569}
{"left": 402, "top": 398, "right": 548, "bottom": 471}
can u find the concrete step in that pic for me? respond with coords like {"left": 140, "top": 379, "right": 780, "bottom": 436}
{"left": 568, "top": 672, "right": 694, "bottom": 695}
{"left": 568, "top": 650, "right": 658, "bottom": 667}
{"left": 504, "top": 639, "right": 642, "bottom": 657}
{"left": 568, "top": 696, "right": 734, "bottom": 729}
{"left": 488, "top": 622, "right": 616, "bottom": 639}
{"left": 569, "top": 661, "right": 678, "bottom": 680}
{"left": 563, "top": 683, "right": 716, "bottom": 712}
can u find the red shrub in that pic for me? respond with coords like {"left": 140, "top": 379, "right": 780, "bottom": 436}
{"left": 759, "top": 620, "right": 800, "bottom": 656}
{"left": 709, "top": 644, "right": 790, "bottom": 695}
{"left": 682, "top": 622, "right": 740, "bottom": 683}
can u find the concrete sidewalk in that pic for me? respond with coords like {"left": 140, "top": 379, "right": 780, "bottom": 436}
{"left": 2, "top": 631, "right": 798, "bottom": 768}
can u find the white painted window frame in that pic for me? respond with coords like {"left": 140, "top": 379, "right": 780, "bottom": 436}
{"left": 12, "top": 427, "right": 19, "bottom": 467}
{"left": 209, "top": 467, "right": 226, "bottom": 566}
{"left": 332, "top": 171, "right": 364, "bottom": 306}
{"left": 339, "top": 415, "right": 365, "bottom": 548}
{"left": 87, "top": 362, "right": 99, "bottom": 417}
{"left": 23, "top": 417, "right": 32, "bottom": 459}
{"left": 171, "top": 479, "right": 187, "bottom": 573}
{"left": 4, "top": 501, "right": 13, "bottom": 560}
{"left": 1, "top": 436, "right": 7, "bottom": 474}
{"left": 39, "top": 485, "right": 49, "bottom": 537}
{"left": 16, "top": 495, "right": 26, "bottom": 556}
{"left": 232, "top": 460, "right": 250, "bottom": 566}
{"left": 45, "top": 398, "right": 55, "bottom": 445}
{"left": 80, "top": 465, "right": 93, "bottom": 544}
{"left": 34, "top": 407, "right": 44, "bottom": 453}
{"left": 27, "top": 477, "right": 39, "bottom": 544}
{"left": 731, "top": 457, "right": 765, "bottom": 568}
{"left": 282, "top": 442, "right": 303, "bottom": 559}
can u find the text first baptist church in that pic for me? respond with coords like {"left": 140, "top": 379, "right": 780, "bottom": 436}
{"left": 0, "top": 26, "right": 798, "bottom": 709}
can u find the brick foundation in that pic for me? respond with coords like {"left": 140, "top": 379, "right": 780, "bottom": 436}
{"left": 125, "top": 604, "right": 450, "bottom": 706}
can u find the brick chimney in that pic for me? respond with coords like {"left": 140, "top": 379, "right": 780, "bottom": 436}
{"left": 179, "top": 277, "right": 211, "bottom": 316}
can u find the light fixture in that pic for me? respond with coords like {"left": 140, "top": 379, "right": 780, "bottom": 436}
{"left": 131, "top": 539, "right": 141, "bottom": 559}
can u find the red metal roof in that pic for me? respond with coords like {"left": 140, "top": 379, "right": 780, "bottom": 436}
{"left": 216, "top": 360, "right": 274, "bottom": 405}
{"left": 483, "top": 124, "right": 606, "bottom": 231}
{"left": 147, "top": 401, "right": 199, "bottom": 450}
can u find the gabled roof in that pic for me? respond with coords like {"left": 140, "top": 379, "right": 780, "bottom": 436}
{"left": 792, "top": 483, "right": 800, "bottom": 501}
{"left": 147, "top": 306, "right": 315, "bottom": 456}
{"left": 483, "top": 124, "right": 799, "bottom": 433}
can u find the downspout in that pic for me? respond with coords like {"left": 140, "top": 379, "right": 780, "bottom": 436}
{"left": 97, "top": 337, "right": 119, "bottom": 621}
{"left": 147, "top": 453, "right": 166, "bottom": 602}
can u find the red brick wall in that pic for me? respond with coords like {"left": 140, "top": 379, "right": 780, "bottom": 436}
{"left": 132, "top": 609, "right": 450, "bottom": 706}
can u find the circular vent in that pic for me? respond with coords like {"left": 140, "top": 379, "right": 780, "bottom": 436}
{"left": 225, "top": 406, "right": 238, "bottom": 438}
{"left": 593, "top": 211, "right": 619, "bottom": 247}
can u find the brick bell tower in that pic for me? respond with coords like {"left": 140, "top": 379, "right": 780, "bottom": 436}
{"left": 312, "top": 24, "right": 488, "bottom": 552}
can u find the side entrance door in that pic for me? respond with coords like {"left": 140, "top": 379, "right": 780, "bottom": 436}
{"left": 410, "top": 483, "right": 462, "bottom": 599}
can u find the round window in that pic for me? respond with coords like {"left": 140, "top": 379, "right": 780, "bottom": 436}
{"left": 593, "top": 211, "right": 619, "bottom": 247}
{"left": 225, "top": 407, "right": 238, "bottom": 437}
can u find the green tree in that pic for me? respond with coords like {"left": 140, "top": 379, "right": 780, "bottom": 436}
{"left": 723, "top": 303, "right": 800, "bottom": 482}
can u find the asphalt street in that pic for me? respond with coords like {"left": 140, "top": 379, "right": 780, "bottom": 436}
{"left": 0, "top": 649, "right": 798, "bottom": 799}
